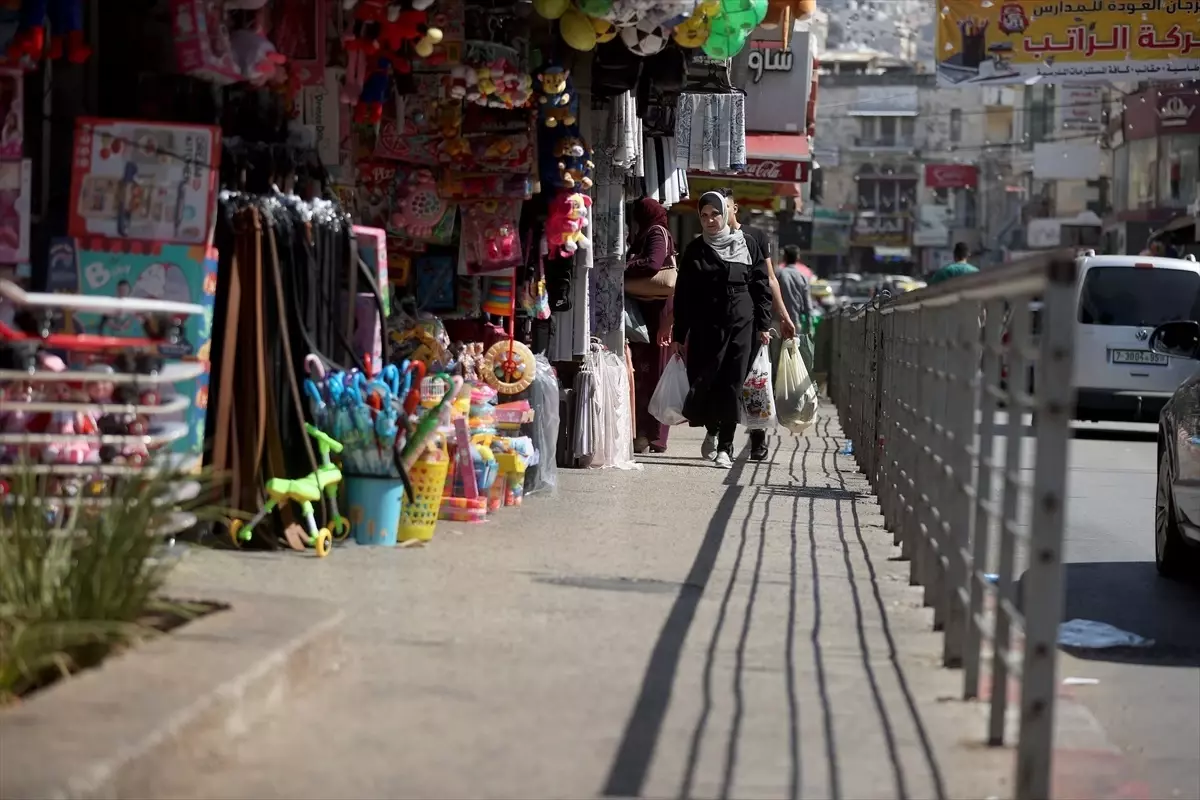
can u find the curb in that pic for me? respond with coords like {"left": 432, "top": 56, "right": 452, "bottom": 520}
{"left": 974, "top": 669, "right": 1149, "bottom": 799}
{"left": 0, "top": 589, "right": 343, "bottom": 800}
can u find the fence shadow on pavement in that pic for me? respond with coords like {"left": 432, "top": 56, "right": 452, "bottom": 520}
{"left": 603, "top": 418, "right": 946, "bottom": 800}
{"left": 1059, "top": 561, "right": 1200, "bottom": 668}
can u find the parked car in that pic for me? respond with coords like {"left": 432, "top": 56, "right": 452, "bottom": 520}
{"left": 1149, "top": 319, "right": 1200, "bottom": 578}
{"left": 1073, "top": 251, "right": 1200, "bottom": 422}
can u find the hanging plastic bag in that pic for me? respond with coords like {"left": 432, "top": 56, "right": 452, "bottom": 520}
{"left": 524, "top": 355, "right": 560, "bottom": 494}
{"left": 775, "top": 338, "right": 819, "bottom": 434}
{"left": 649, "top": 354, "right": 690, "bottom": 426}
{"left": 739, "top": 345, "right": 776, "bottom": 429}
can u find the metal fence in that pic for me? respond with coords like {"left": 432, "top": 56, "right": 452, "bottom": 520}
{"left": 823, "top": 252, "right": 1078, "bottom": 800}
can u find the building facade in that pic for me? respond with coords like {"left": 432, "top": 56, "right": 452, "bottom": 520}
{"left": 805, "top": 57, "right": 1003, "bottom": 275}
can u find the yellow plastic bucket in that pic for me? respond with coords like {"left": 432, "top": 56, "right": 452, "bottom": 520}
{"left": 398, "top": 442, "right": 451, "bottom": 542}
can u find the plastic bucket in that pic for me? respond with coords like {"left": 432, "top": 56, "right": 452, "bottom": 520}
{"left": 398, "top": 444, "right": 451, "bottom": 542}
{"left": 346, "top": 475, "right": 405, "bottom": 546}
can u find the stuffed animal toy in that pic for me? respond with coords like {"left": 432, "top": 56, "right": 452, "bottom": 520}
{"left": 535, "top": 65, "right": 577, "bottom": 127}
{"left": 7, "top": 0, "right": 91, "bottom": 63}
{"left": 554, "top": 136, "right": 595, "bottom": 190}
{"left": 379, "top": 10, "right": 444, "bottom": 70}
{"left": 354, "top": 57, "right": 392, "bottom": 124}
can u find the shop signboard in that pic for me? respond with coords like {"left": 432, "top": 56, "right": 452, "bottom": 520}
{"left": 924, "top": 163, "right": 978, "bottom": 189}
{"left": 1125, "top": 83, "right": 1200, "bottom": 138}
{"left": 913, "top": 205, "right": 953, "bottom": 247}
{"left": 809, "top": 209, "right": 853, "bottom": 255}
{"left": 689, "top": 156, "right": 807, "bottom": 184}
{"left": 851, "top": 214, "right": 911, "bottom": 247}
{"left": 732, "top": 30, "right": 813, "bottom": 133}
{"left": 935, "top": 0, "right": 1200, "bottom": 87}
{"left": 687, "top": 177, "right": 788, "bottom": 211}
{"left": 1057, "top": 85, "right": 1104, "bottom": 133}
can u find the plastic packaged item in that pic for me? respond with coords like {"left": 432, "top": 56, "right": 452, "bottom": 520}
{"left": 775, "top": 337, "right": 819, "bottom": 434}
{"left": 524, "top": 355, "right": 560, "bottom": 494}
{"left": 739, "top": 345, "right": 776, "bottom": 429}
{"left": 648, "top": 354, "right": 689, "bottom": 426}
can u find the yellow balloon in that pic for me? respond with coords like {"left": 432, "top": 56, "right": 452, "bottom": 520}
{"left": 698, "top": 0, "right": 721, "bottom": 15}
{"left": 533, "top": 0, "right": 569, "bottom": 20}
{"left": 592, "top": 15, "right": 618, "bottom": 42}
{"left": 561, "top": 9, "right": 598, "bottom": 50}
{"left": 673, "top": 14, "right": 710, "bottom": 47}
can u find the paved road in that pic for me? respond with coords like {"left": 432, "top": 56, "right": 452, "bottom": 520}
{"left": 1060, "top": 422, "right": 1200, "bottom": 799}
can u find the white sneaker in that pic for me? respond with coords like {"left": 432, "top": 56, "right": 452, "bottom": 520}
{"left": 701, "top": 434, "right": 719, "bottom": 460}
{"left": 713, "top": 451, "right": 733, "bottom": 469}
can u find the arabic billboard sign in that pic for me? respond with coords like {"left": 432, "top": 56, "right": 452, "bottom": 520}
{"left": 935, "top": 0, "right": 1200, "bottom": 87}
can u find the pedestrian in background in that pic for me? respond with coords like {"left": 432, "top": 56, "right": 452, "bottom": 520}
{"left": 625, "top": 197, "right": 675, "bottom": 454}
{"left": 928, "top": 242, "right": 979, "bottom": 285}
{"left": 672, "top": 192, "right": 773, "bottom": 469}
{"left": 774, "top": 244, "right": 817, "bottom": 373}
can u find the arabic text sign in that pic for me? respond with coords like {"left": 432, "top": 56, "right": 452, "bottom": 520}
{"left": 935, "top": 0, "right": 1200, "bottom": 86}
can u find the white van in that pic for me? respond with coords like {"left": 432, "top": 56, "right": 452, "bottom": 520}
{"left": 1074, "top": 252, "right": 1200, "bottom": 422}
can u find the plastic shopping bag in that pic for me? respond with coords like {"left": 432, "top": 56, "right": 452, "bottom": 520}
{"left": 624, "top": 299, "right": 650, "bottom": 344}
{"left": 775, "top": 337, "right": 819, "bottom": 434}
{"left": 649, "top": 354, "right": 690, "bottom": 426}
{"left": 739, "top": 345, "right": 776, "bottom": 429}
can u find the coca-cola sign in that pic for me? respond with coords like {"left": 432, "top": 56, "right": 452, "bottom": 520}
{"left": 689, "top": 157, "right": 806, "bottom": 184}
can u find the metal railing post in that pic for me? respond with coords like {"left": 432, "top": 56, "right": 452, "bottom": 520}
{"left": 1014, "top": 260, "right": 1077, "bottom": 800}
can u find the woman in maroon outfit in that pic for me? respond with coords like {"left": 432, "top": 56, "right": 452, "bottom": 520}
{"left": 625, "top": 198, "right": 675, "bottom": 454}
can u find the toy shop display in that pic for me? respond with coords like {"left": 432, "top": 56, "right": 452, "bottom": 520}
{"left": 68, "top": 118, "right": 222, "bottom": 246}
{"left": 0, "top": 159, "right": 30, "bottom": 264}
{"left": 0, "top": 67, "right": 23, "bottom": 159}
{"left": 0, "top": 278, "right": 207, "bottom": 537}
{"left": 71, "top": 240, "right": 218, "bottom": 460}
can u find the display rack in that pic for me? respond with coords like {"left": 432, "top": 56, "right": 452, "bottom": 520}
{"left": 0, "top": 279, "right": 207, "bottom": 540}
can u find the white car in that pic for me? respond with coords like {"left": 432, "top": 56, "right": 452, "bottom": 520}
{"left": 1073, "top": 251, "right": 1200, "bottom": 422}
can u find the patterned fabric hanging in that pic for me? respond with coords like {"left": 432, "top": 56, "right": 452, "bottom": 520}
{"left": 675, "top": 93, "right": 747, "bottom": 173}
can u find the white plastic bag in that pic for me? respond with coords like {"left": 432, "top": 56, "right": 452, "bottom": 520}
{"left": 739, "top": 345, "right": 776, "bottom": 429}
{"left": 649, "top": 354, "right": 690, "bottom": 426}
{"left": 776, "top": 338, "right": 819, "bottom": 434}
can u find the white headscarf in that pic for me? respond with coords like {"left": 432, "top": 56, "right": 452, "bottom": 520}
{"left": 697, "top": 192, "right": 751, "bottom": 265}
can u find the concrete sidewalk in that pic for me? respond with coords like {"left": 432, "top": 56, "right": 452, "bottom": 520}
{"left": 161, "top": 415, "right": 1014, "bottom": 800}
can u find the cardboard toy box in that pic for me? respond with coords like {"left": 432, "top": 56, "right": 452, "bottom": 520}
{"left": 68, "top": 118, "right": 221, "bottom": 245}
{"left": 72, "top": 239, "right": 217, "bottom": 462}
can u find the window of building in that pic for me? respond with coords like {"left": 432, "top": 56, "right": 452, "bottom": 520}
{"left": 1127, "top": 137, "right": 1158, "bottom": 209}
{"left": 900, "top": 117, "right": 915, "bottom": 141}
{"left": 1159, "top": 134, "right": 1200, "bottom": 208}
{"left": 950, "top": 109, "right": 962, "bottom": 143}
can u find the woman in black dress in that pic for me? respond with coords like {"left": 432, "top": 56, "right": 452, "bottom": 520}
{"left": 671, "top": 192, "right": 773, "bottom": 468}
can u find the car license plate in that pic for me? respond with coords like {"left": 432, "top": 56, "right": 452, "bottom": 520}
{"left": 1110, "top": 349, "right": 1169, "bottom": 366}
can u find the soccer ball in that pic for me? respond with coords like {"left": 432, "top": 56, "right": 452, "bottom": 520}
{"left": 592, "top": 17, "right": 618, "bottom": 42}
{"left": 620, "top": 19, "right": 668, "bottom": 56}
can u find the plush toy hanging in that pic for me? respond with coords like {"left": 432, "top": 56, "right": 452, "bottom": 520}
{"left": 8, "top": 0, "right": 91, "bottom": 63}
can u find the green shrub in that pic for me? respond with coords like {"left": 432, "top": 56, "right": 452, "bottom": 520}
{"left": 0, "top": 466, "right": 217, "bottom": 702}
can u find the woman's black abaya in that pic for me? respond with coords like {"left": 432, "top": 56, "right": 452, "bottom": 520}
{"left": 672, "top": 236, "right": 772, "bottom": 447}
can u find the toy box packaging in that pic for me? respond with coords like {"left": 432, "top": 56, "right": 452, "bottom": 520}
{"left": 73, "top": 240, "right": 218, "bottom": 461}
{"left": 68, "top": 118, "right": 221, "bottom": 246}
{"left": 0, "top": 159, "right": 30, "bottom": 263}
{"left": 171, "top": 0, "right": 244, "bottom": 85}
{"left": 0, "top": 67, "right": 22, "bottom": 158}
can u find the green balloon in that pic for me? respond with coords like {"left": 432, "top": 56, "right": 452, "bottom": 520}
{"left": 701, "top": 24, "right": 747, "bottom": 59}
{"left": 578, "top": 0, "right": 612, "bottom": 16}
{"left": 710, "top": 7, "right": 758, "bottom": 34}
{"left": 719, "top": 0, "right": 752, "bottom": 13}
{"left": 749, "top": 0, "right": 767, "bottom": 24}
